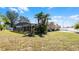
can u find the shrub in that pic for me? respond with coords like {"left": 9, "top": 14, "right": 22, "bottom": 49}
{"left": 74, "top": 23, "right": 79, "bottom": 29}
{"left": 0, "top": 25, "right": 4, "bottom": 31}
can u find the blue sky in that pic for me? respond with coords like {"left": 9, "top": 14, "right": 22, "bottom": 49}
{"left": 0, "top": 7, "right": 79, "bottom": 27}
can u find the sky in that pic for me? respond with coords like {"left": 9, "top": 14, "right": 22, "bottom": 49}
{"left": 0, "top": 7, "right": 79, "bottom": 27}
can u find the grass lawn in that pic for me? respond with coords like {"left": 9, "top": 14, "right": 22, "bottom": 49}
{"left": 0, "top": 30, "right": 79, "bottom": 51}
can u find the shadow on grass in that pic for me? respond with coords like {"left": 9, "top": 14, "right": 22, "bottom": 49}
{"left": 22, "top": 33, "right": 45, "bottom": 38}
{"left": 23, "top": 33, "right": 35, "bottom": 37}
{"left": 23, "top": 35, "right": 35, "bottom": 37}
{"left": 10, "top": 31, "right": 24, "bottom": 34}
{"left": 10, "top": 30, "right": 45, "bottom": 38}
{"left": 75, "top": 32, "right": 79, "bottom": 34}
{"left": 38, "top": 34, "right": 45, "bottom": 37}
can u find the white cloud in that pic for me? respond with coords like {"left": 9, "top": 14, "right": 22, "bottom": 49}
{"left": 49, "top": 16, "right": 64, "bottom": 25}
{"left": 49, "top": 16, "right": 66, "bottom": 27}
{"left": 52, "top": 16, "right": 64, "bottom": 19}
{"left": 49, "top": 19, "right": 57, "bottom": 23}
{"left": 17, "top": 8, "right": 24, "bottom": 13}
{"left": 63, "top": 23, "right": 71, "bottom": 27}
{"left": 9, "top": 7, "right": 29, "bottom": 13}
{"left": 48, "top": 7, "right": 54, "bottom": 10}
{"left": 0, "top": 7, "right": 5, "bottom": 8}
{"left": 50, "top": 16, "right": 64, "bottom": 22}
{"left": 9, "top": 8, "right": 18, "bottom": 12}
{"left": 49, "top": 16, "right": 64, "bottom": 22}
{"left": 18, "top": 7, "right": 29, "bottom": 11}
{"left": 17, "top": 7, "right": 29, "bottom": 13}
{"left": 49, "top": 15, "right": 78, "bottom": 27}
{"left": 69, "top": 15, "right": 79, "bottom": 20}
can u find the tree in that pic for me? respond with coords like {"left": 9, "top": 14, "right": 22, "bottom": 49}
{"left": 35, "top": 12, "right": 44, "bottom": 35}
{"left": 42, "top": 14, "right": 50, "bottom": 34}
{"left": 35, "top": 12, "right": 50, "bottom": 36}
{"left": 2, "top": 16, "right": 11, "bottom": 29}
{"left": 74, "top": 23, "right": 79, "bottom": 29}
{"left": 2, "top": 16, "right": 10, "bottom": 24}
{"left": 6, "top": 11, "right": 18, "bottom": 27}
{"left": 0, "top": 14, "right": 10, "bottom": 30}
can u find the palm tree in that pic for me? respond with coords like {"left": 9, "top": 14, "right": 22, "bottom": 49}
{"left": 35, "top": 12, "right": 44, "bottom": 35}
{"left": 35, "top": 12, "right": 44, "bottom": 25}
{"left": 42, "top": 14, "right": 50, "bottom": 34}
{"left": 35, "top": 12, "right": 50, "bottom": 35}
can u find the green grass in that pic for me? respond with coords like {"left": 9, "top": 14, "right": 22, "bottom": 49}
{"left": 0, "top": 30, "right": 79, "bottom": 51}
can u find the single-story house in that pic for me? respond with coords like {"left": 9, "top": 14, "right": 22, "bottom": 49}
{"left": 48, "top": 22, "right": 61, "bottom": 31}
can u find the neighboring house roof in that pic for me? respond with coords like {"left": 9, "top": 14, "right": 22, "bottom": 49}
{"left": 15, "top": 18, "right": 30, "bottom": 28}
{"left": 16, "top": 23, "right": 30, "bottom": 27}
{"left": 19, "top": 19, "right": 29, "bottom": 23}
{"left": 48, "top": 22, "right": 55, "bottom": 29}
{"left": 48, "top": 22, "right": 61, "bottom": 29}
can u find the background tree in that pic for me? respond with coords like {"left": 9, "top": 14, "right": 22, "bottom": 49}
{"left": 6, "top": 11, "right": 18, "bottom": 27}
{"left": 74, "top": 23, "right": 79, "bottom": 29}
{"left": 0, "top": 16, "right": 3, "bottom": 31}
{"left": 2, "top": 16, "right": 10, "bottom": 29}
{"left": 0, "top": 14, "right": 10, "bottom": 30}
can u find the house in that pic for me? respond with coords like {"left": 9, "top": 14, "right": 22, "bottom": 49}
{"left": 48, "top": 22, "right": 61, "bottom": 31}
{"left": 15, "top": 19, "right": 30, "bottom": 32}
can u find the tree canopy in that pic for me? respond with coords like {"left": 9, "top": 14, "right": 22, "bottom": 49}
{"left": 35, "top": 12, "right": 50, "bottom": 35}
{"left": 6, "top": 10, "right": 19, "bottom": 27}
